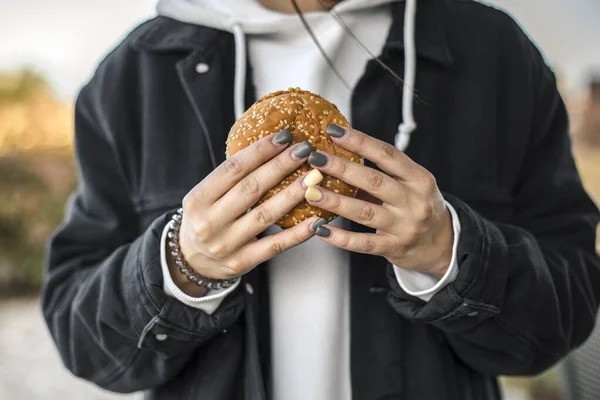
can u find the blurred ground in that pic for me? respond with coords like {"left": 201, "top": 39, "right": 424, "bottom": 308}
{"left": 0, "top": 298, "right": 142, "bottom": 400}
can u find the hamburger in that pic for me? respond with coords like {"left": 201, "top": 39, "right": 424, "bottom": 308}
{"left": 226, "top": 88, "right": 363, "bottom": 228}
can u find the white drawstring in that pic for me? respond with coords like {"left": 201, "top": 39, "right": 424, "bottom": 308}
{"left": 395, "top": 0, "right": 417, "bottom": 152}
{"left": 232, "top": 24, "right": 247, "bottom": 120}
{"left": 234, "top": 5, "right": 417, "bottom": 150}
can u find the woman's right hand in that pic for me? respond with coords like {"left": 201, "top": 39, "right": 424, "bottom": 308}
{"left": 167, "top": 130, "right": 317, "bottom": 295}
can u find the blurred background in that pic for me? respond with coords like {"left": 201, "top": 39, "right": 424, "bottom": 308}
{"left": 0, "top": 0, "right": 599, "bottom": 399}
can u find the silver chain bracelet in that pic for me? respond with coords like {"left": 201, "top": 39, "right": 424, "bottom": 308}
{"left": 167, "top": 208, "right": 237, "bottom": 290}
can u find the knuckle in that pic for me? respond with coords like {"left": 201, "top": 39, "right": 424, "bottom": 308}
{"left": 269, "top": 241, "right": 285, "bottom": 257}
{"left": 392, "top": 240, "right": 406, "bottom": 255}
{"left": 240, "top": 175, "right": 261, "bottom": 196}
{"left": 252, "top": 140, "right": 268, "bottom": 158}
{"left": 355, "top": 131, "right": 367, "bottom": 148}
{"left": 219, "top": 263, "right": 242, "bottom": 279}
{"left": 290, "top": 230, "right": 305, "bottom": 245}
{"left": 328, "top": 193, "right": 343, "bottom": 211}
{"left": 361, "top": 239, "right": 377, "bottom": 253}
{"left": 416, "top": 201, "right": 434, "bottom": 221}
{"left": 418, "top": 170, "right": 437, "bottom": 189}
{"left": 283, "top": 186, "right": 299, "bottom": 204}
{"left": 181, "top": 192, "right": 194, "bottom": 210}
{"left": 208, "top": 241, "right": 228, "bottom": 259}
{"left": 193, "top": 219, "right": 211, "bottom": 242}
{"left": 359, "top": 203, "right": 376, "bottom": 223}
{"left": 224, "top": 157, "right": 244, "bottom": 176}
{"left": 380, "top": 143, "right": 397, "bottom": 160}
{"left": 367, "top": 171, "right": 385, "bottom": 191}
{"left": 338, "top": 234, "right": 351, "bottom": 249}
{"left": 336, "top": 158, "right": 349, "bottom": 177}
{"left": 272, "top": 157, "right": 287, "bottom": 175}
{"left": 254, "top": 206, "right": 274, "bottom": 225}
{"left": 404, "top": 224, "right": 421, "bottom": 244}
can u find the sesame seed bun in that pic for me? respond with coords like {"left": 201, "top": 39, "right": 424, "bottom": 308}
{"left": 226, "top": 87, "right": 363, "bottom": 229}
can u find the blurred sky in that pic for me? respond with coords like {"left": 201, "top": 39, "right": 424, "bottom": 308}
{"left": 0, "top": 0, "right": 599, "bottom": 100}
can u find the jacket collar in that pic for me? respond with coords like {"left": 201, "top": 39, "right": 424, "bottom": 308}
{"left": 134, "top": 0, "right": 454, "bottom": 67}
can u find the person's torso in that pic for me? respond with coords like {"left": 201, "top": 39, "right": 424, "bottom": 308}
{"left": 107, "top": 2, "right": 533, "bottom": 398}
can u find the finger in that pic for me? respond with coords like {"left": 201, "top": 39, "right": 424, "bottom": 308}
{"left": 229, "top": 216, "right": 319, "bottom": 273}
{"left": 211, "top": 140, "right": 312, "bottom": 224}
{"left": 210, "top": 174, "right": 308, "bottom": 255}
{"left": 325, "top": 124, "right": 428, "bottom": 182}
{"left": 186, "top": 130, "right": 295, "bottom": 207}
{"left": 304, "top": 185, "right": 397, "bottom": 231}
{"left": 308, "top": 150, "right": 407, "bottom": 206}
{"left": 313, "top": 224, "right": 397, "bottom": 256}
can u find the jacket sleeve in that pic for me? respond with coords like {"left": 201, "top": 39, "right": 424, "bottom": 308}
{"left": 387, "top": 55, "right": 600, "bottom": 376}
{"left": 41, "top": 76, "right": 244, "bottom": 393}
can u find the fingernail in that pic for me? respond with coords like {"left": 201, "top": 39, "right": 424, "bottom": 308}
{"left": 326, "top": 124, "right": 346, "bottom": 138}
{"left": 305, "top": 186, "right": 323, "bottom": 201}
{"left": 303, "top": 169, "right": 323, "bottom": 187}
{"left": 308, "top": 151, "right": 328, "bottom": 167}
{"left": 315, "top": 226, "right": 331, "bottom": 237}
{"left": 273, "top": 129, "right": 293, "bottom": 145}
{"left": 311, "top": 217, "right": 328, "bottom": 232}
{"left": 292, "top": 140, "right": 313, "bottom": 159}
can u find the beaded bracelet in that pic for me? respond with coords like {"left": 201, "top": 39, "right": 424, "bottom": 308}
{"left": 167, "top": 208, "right": 237, "bottom": 290}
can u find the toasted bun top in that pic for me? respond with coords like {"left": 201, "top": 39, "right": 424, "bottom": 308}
{"left": 226, "top": 87, "right": 363, "bottom": 228}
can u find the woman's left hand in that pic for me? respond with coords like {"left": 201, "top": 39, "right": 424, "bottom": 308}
{"left": 305, "top": 124, "right": 454, "bottom": 279}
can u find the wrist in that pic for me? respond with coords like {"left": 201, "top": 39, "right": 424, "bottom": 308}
{"left": 167, "top": 209, "right": 237, "bottom": 291}
{"left": 166, "top": 240, "right": 209, "bottom": 297}
{"left": 425, "top": 210, "right": 454, "bottom": 279}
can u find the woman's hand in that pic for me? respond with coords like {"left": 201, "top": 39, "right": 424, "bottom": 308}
{"left": 304, "top": 125, "right": 454, "bottom": 279}
{"left": 169, "top": 131, "right": 317, "bottom": 296}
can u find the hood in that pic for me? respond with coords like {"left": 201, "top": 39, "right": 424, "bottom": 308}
{"left": 157, "top": 0, "right": 399, "bottom": 34}
{"left": 155, "top": 0, "right": 418, "bottom": 152}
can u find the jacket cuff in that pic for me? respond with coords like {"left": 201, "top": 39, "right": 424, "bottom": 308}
{"left": 386, "top": 194, "right": 504, "bottom": 333}
{"left": 160, "top": 221, "right": 240, "bottom": 314}
{"left": 127, "top": 211, "right": 245, "bottom": 355}
{"left": 393, "top": 201, "right": 461, "bottom": 301}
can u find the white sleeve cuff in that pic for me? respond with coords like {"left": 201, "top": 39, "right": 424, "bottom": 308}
{"left": 393, "top": 200, "right": 461, "bottom": 302}
{"left": 160, "top": 220, "right": 240, "bottom": 315}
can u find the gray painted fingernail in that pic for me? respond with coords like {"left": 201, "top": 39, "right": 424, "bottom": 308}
{"left": 292, "top": 140, "right": 313, "bottom": 159}
{"left": 311, "top": 217, "right": 328, "bottom": 232}
{"left": 326, "top": 124, "right": 346, "bottom": 138}
{"left": 273, "top": 129, "right": 293, "bottom": 145}
{"left": 315, "top": 226, "right": 331, "bottom": 237}
{"left": 308, "top": 151, "right": 328, "bottom": 167}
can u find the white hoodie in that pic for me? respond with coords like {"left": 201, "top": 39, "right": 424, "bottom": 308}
{"left": 156, "top": 1, "right": 461, "bottom": 399}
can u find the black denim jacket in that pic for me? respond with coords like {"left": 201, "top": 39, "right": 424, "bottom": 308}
{"left": 42, "top": 1, "right": 600, "bottom": 399}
